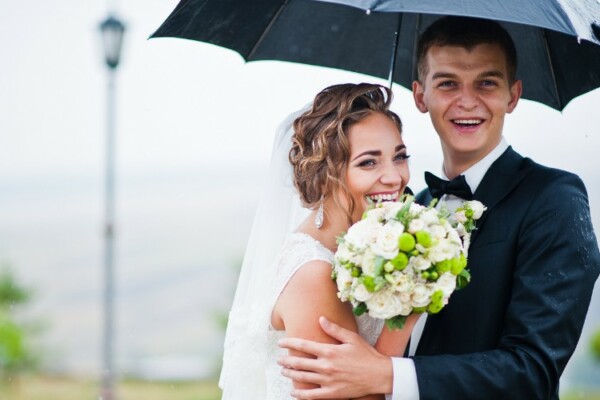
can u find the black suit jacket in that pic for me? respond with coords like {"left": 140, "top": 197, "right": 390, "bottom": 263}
{"left": 413, "top": 147, "right": 600, "bottom": 400}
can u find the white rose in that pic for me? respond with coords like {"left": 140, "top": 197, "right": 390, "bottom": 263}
{"left": 408, "top": 218, "right": 426, "bottom": 234}
{"left": 335, "top": 265, "right": 353, "bottom": 288}
{"left": 360, "top": 249, "right": 378, "bottom": 277}
{"left": 392, "top": 272, "right": 412, "bottom": 292}
{"left": 383, "top": 202, "right": 403, "bottom": 220}
{"left": 364, "top": 206, "right": 386, "bottom": 222}
{"left": 436, "top": 272, "right": 457, "bottom": 297}
{"left": 391, "top": 272, "right": 413, "bottom": 293}
{"left": 408, "top": 255, "right": 432, "bottom": 271}
{"left": 397, "top": 299, "right": 413, "bottom": 316}
{"left": 335, "top": 242, "right": 353, "bottom": 263}
{"left": 455, "top": 222, "right": 467, "bottom": 237}
{"left": 429, "top": 224, "right": 448, "bottom": 241}
{"left": 352, "top": 283, "right": 372, "bottom": 302}
{"left": 428, "top": 239, "right": 459, "bottom": 263}
{"left": 466, "top": 200, "right": 486, "bottom": 219}
{"left": 399, "top": 292, "right": 411, "bottom": 303}
{"left": 420, "top": 209, "right": 440, "bottom": 225}
{"left": 410, "top": 283, "right": 432, "bottom": 308}
{"left": 453, "top": 210, "right": 467, "bottom": 223}
{"left": 335, "top": 267, "right": 354, "bottom": 300}
{"left": 409, "top": 203, "right": 426, "bottom": 215}
{"left": 366, "top": 288, "right": 403, "bottom": 319}
{"left": 372, "top": 223, "right": 403, "bottom": 259}
{"left": 385, "top": 218, "right": 405, "bottom": 232}
{"left": 446, "top": 226, "right": 462, "bottom": 245}
{"left": 345, "top": 218, "right": 380, "bottom": 249}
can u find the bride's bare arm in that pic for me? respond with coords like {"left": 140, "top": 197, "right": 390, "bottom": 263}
{"left": 374, "top": 313, "right": 422, "bottom": 358}
{"left": 272, "top": 260, "right": 359, "bottom": 400}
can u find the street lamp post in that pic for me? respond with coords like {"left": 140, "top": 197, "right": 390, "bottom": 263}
{"left": 99, "top": 14, "right": 125, "bottom": 400}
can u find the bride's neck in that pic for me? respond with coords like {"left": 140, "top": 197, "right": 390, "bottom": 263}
{"left": 297, "top": 203, "right": 352, "bottom": 252}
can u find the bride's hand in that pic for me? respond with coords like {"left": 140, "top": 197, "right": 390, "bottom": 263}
{"left": 375, "top": 313, "right": 423, "bottom": 357}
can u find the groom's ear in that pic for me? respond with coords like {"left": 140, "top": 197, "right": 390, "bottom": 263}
{"left": 412, "top": 81, "right": 428, "bottom": 113}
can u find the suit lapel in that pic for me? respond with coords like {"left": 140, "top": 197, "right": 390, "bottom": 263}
{"left": 469, "top": 147, "right": 532, "bottom": 243}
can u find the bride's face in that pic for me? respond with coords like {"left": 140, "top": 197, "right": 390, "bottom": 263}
{"left": 344, "top": 112, "right": 410, "bottom": 222}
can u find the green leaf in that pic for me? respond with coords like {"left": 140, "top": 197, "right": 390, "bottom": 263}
{"left": 374, "top": 256, "right": 386, "bottom": 276}
{"left": 395, "top": 197, "right": 414, "bottom": 224}
{"left": 353, "top": 303, "right": 367, "bottom": 316}
{"left": 456, "top": 269, "right": 471, "bottom": 289}
{"left": 385, "top": 315, "right": 408, "bottom": 330}
{"left": 373, "top": 276, "right": 387, "bottom": 292}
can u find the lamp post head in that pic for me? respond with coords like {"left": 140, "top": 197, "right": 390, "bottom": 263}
{"left": 100, "top": 15, "right": 126, "bottom": 69}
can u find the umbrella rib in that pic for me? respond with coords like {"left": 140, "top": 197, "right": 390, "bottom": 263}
{"left": 411, "top": 14, "right": 422, "bottom": 83}
{"left": 387, "top": 13, "right": 403, "bottom": 89}
{"left": 542, "top": 29, "right": 562, "bottom": 110}
{"left": 247, "top": 0, "right": 290, "bottom": 61}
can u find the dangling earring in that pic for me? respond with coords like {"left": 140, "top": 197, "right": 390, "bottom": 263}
{"left": 314, "top": 197, "right": 324, "bottom": 229}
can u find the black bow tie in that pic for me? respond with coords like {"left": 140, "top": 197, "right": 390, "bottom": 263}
{"left": 425, "top": 171, "right": 473, "bottom": 200}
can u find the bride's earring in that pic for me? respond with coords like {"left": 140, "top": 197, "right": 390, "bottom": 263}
{"left": 314, "top": 197, "right": 324, "bottom": 229}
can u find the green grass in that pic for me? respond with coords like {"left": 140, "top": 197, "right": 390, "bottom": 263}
{"left": 562, "top": 391, "right": 600, "bottom": 400}
{"left": 0, "top": 375, "right": 222, "bottom": 400}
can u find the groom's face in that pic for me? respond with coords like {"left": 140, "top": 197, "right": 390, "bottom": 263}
{"left": 412, "top": 43, "right": 522, "bottom": 167}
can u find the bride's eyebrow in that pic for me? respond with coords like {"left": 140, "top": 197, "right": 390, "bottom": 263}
{"left": 351, "top": 145, "right": 406, "bottom": 161}
{"left": 352, "top": 150, "right": 381, "bottom": 161}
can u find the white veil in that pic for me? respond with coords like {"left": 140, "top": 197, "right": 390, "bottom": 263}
{"left": 219, "top": 107, "right": 310, "bottom": 398}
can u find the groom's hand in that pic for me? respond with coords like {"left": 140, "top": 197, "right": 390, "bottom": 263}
{"left": 278, "top": 316, "right": 393, "bottom": 399}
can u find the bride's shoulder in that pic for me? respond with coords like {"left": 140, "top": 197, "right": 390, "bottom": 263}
{"left": 279, "top": 232, "right": 333, "bottom": 259}
{"left": 273, "top": 232, "right": 333, "bottom": 278}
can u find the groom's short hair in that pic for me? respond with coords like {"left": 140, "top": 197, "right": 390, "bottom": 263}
{"left": 416, "top": 16, "right": 518, "bottom": 85}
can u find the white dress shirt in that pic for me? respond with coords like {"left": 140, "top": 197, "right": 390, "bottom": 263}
{"left": 387, "top": 138, "right": 509, "bottom": 400}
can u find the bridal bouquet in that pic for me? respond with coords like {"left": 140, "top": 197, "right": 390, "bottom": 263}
{"left": 332, "top": 196, "right": 485, "bottom": 329}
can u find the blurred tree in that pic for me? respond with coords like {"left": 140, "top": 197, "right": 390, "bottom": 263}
{"left": 592, "top": 327, "right": 600, "bottom": 361}
{"left": 0, "top": 266, "right": 38, "bottom": 381}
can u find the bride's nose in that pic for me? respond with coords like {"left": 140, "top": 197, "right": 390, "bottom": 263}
{"left": 379, "top": 162, "right": 404, "bottom": 186}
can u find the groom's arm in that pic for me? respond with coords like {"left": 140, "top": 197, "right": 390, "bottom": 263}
{"left": 279, "top": 316, "right": 395, "bottom": 399}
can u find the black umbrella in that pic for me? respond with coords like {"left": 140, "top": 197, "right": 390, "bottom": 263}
{"left": 150, "top": 0, "right": 600, "bottom": 111}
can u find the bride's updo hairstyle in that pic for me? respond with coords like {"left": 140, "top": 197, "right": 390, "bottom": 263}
{"left": 289, "top": 83, "right": 402, "bottom": 224}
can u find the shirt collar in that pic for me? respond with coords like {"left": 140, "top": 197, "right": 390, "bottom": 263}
{"left": 441, "top": 137, "right": 509, "bottom": 194}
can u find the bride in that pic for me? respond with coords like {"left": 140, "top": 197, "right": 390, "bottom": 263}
{"left": 219, "top": 83, "right": 419, "bottom": 399}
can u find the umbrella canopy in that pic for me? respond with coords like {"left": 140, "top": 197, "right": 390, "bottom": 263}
{"left": 150, "top": 0, "right": 600, "bottom": 110}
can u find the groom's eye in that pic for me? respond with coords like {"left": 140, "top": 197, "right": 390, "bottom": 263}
{"left": 437, "top": 80, "right": 457, "bottom": 88}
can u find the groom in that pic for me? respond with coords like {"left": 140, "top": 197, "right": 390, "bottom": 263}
{"left": 278, "top": 16, "right": 600, "bottom": 399}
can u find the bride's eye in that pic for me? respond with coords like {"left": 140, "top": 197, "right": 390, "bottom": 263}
{"left": 357, "top": 159, "right": 376, "bottom": 167}
{"left": 394, "top": 153, "right": 411, "bottom": 162}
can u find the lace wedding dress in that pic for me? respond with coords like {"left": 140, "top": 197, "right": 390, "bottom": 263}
{"left": 220, "top": 109, "right": 383, "bottom": 399}
{"left": 263, "top": 232, "right": 385, "bottom": 399}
